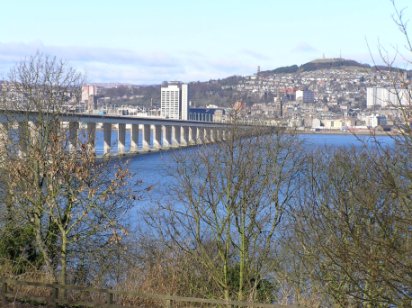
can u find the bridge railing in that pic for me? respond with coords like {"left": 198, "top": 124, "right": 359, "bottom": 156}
{"left": 0, "top": 279, "right": 296, "bottom": 308}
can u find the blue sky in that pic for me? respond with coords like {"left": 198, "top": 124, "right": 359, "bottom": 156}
{"left": 0, "top": 0, "right": 410, "bottom": 84}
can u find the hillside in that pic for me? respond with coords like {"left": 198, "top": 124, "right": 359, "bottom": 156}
{"left": 97, "top": 58, "right": 406, "bottom": 108}
{"left": 261, "top": 58, "right": 369, "bottom": 76}
{"left": 300, "top": 58, "right": 370, "bottom": 71}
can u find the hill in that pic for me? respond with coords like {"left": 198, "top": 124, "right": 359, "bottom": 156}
{"left": 300, "top": 58, "right": 370, "bottom": 71}
{"left": 96, "top": 58, "right": 407, "bottom": 108}
{"left": 261, "top": 58, "right": 369, "bottom": 76}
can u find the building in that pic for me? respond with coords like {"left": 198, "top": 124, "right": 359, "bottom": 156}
{"left": 82, "top": 85, "right": 100, "bottom": 112}
{"left": 87, "top": 95, "right": 98, "bottom": 112}
{"left": 161, "top": 82, "right": 188, "bottom": 120}
{"left": 322, "top": 118, "right": 343, "bottom": 130}
{"left": 366, "top": 114, "right": 387, "bottom": 128}
{"left": 188, "top": 107, "right": 226, "bottom": 122}
{"left": 367, "top": 87, "right": 411, "bottom": 108}
{"left": 278, "top": 87, "right": 297, "bottom": 101}
{"left": 311, "top": 117, "right": 345, "bottom": 130}
{"left": 81, "top": 85, "right": 98, "bottom": 101}
{"left": 296, "top": 89, "right": 315, "bottom": 103}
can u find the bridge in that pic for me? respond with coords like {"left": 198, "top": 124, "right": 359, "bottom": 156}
{"left": 0, "top": 110, "right": 265, "bottom": 156}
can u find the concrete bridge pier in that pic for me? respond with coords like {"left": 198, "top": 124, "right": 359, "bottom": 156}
{"left": 181, "top": 126, "right": 188, "bottom": 146}
{"left": 226, "top": 129, "right": 233, "bottom": 142}
{"left": 193, "top": 127, "right": 200, "bottom": 144}
{"left": 188, "top": 126, "right": 195, "bottom": 145}
{"left": 201, "top": 127, "right": 207, "bottom": 144}
{"left": 215, "top": 128, "right": 221, "bottom": 142}
{"left": 209, "top": 128, "right": 215, "bottom": 143}
{"left": 142, "top": 124, "right": 151, "bottom": 152}
{"left": 69, "top": 121, "right": 79, "bottom": 151}
{"left": 0, "top": 123, "right": 8, "bottom": 146}
{"left": 195, "top": 127, "right": 204, "bottom": 144}
{"left": 18, "top": 121, "right": 28, "bottom": 157}
{"left": 153, "top": 125, "right": 161, "bottom": 150}
{"left": 162, "top": 125, "right": 171, "bottom": 149}
{"left": 172, "top": 125, "right": 180, "bottom": 147}
{"left": 130, "top": 124, "right": 139, "bottom": 153}
{"left": 0, "top": 123, "right": 10, "bottom": 158}
{"left": 28, "top": 121, "right": 40, "bottom": 147}
{"left": 103, "top": 123, "right": 112, "bottom": 155}
{"left": 118, "top": 123, "right": 126, "bottom": 155}
{"left": 87, "top": 123, "right": 96, "bottom": 150}
{"left": 222, "top": 129, "right": 227, "bottom": 141}
{"left": 203, "top": 128, "right": 210, "bottom": 144}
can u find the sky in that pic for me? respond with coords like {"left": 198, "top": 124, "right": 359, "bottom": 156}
{"left": 0, "top": 0, "right": 411, "bottom": 84}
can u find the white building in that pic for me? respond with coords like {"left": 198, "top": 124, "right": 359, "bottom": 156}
{"left": 367, "top": 87, "right": 411, "bottom": 108}
{"left": 296, "top": 90, "right": 315, "bottom": 103}
{"left": 161, "top": 82, "right": 188, "bottom": 120}
{"left": 322, "top": 118, "right": 343, "bottom": 130}
{"left": 312, "top": 118, "right": 344, "bottom": 130}
{"left": 81, "top": 85, "right": 98, "bottom": 102}
{"left": 366, "top": 114, "right": 387, "bottom": 128}
{"left": 82, "top": 85, "right": 100, "bottom": 112}
{"left": 312, "top": 118, "right": 322, "bottom": 129}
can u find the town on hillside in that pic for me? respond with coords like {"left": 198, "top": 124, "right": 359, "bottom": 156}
{"left": 79, "top": 58, "right": 411, "bottom": 133}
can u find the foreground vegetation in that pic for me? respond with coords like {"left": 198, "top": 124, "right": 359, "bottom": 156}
{"left": 0, "top": 3, "right": 411, "bottom": 307}
{"left": 1, "top": 68, "right": 411, "bottom": 306}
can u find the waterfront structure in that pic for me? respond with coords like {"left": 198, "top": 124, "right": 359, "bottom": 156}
{"left": 311, "top": 117, "right": 346, "bottom": 130}
{"left": 161, "top": 82, "right": 188, "bottom": 120}
{"left": 366, "top": 114, "right": 387, "bottom": 128}
{"left": 322, "top": 118, "right": 343, "bottom": 130}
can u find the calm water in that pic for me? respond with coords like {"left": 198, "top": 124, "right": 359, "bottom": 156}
{"left": 110, "top": 133, "right": 395, "bottom": 226}
{"left": 121, "top": 133, "right": 395, "bottom": 186}
{"left": 300, "top": 133, "right": 394, "bottom": 148}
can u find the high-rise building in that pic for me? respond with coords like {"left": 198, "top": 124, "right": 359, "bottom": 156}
{"left": 367, "top": 87, "right": 410, "bottom": 108}
{"left": 161, "top": 82, "right": 188, "bottom": 120}
{"left": 82, "top": 85, "right": 99, "bottom": 112}
{"left": 81, "top": 85, "right": 98, "bottom": 102}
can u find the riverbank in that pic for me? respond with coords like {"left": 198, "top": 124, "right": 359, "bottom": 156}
{"left": 292, "top": 128, "right": 397, "bottom": 136}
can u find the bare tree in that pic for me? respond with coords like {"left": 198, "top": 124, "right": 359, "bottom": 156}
{"left": 145, "top": 119, "right": 304, "bottom": 302}
{"left": 291, "top": 145, "right": 412, "bottom": 306}
{"left": 0, "top": 53, "right": 132, "bottom": 287}
{"left": 282, "top": 2, "right": 412, "bottom": 305}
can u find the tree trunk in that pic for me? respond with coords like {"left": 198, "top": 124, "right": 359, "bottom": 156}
{"left": 60, "top": 231, "right": 67, "bottom": 286}
{"left": 33, "top": 211, "right": 52, "bottom": 274}
{"left": 238, "top": 211, "right": 245, "bottom": 302}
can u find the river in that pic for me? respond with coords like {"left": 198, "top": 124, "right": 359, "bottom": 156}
{"left": 93, "top": 132, "right": 395, "bottom": 227}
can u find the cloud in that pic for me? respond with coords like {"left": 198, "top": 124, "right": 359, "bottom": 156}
{"left": 291, "top": 42, "right": 319, "bottom": 54}
{"left": 239, "top": 49, "right": 271, "bottom": 61}
{"left": 0, "top": 41, "right": 260, "bottom": 84}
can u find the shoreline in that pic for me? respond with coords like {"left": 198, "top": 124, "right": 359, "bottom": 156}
{"left": 289, "top": 129, "right": 397, "bottom": 137}
{"left": 94, "top": 126, "right": 397, "bottom": 137}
